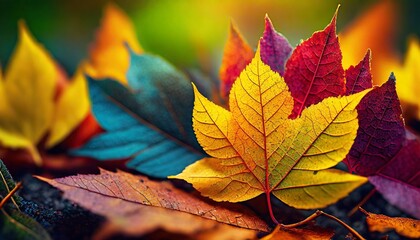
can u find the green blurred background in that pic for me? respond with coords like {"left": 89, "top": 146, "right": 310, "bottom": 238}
{"left": 0, "top": 0, "right": 419, "bottom": 74}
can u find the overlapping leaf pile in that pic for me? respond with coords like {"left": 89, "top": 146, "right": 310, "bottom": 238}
{"left": 0, "top": 2, "right": 419, "bottom": 240}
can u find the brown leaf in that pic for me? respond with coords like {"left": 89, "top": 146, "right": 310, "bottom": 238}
{"left": 360, "top": 208, "right": 420, "bottom": 238}
{"left": 37, "top": 169, "right": 269, "bottom": 235}
{"left": 91, "top": 197, "right": 257, "bottom": 240}
{"left": 261, "top": 225, "right": 334, "bottom": 240}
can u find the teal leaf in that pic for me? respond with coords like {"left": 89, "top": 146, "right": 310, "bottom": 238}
{"left": 73, "top": 53, "right": 205, "bottom": 178}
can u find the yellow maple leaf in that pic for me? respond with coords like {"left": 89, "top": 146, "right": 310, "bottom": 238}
{"left": 85, "top": 3, "right": 143, "bottom": 84}
{"left": 0, "top": 22, "right": 90, "bottom": 164}
{"left": 171, "top": 46, "right": 368, "bottom": 223}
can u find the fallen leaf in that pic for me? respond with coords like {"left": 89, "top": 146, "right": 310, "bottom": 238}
{"left": 37, "top": 169, "right": 269, "bottom": 235}
{"left": 284, "top": 9, "right": 345, "bottom": 118}
{"left": 219, "top": 21, "right": 254, "bottom": 99}
{"left": 73, "top": 52, "right": 206, "bottom": 177}
{"left": 96, "top": 219, "right": 257, "bottom": 240}
{"left": 344, "top": 75, "right": 420, "bottom": 218}
{"left": 0, "top": 22, "right": 57, "bottom": 164}
{"left": 368, "top": 138, "right": 420, "bottom": 219}
{"left": 46, "top": 68, "right": 90, "bottom": 147}
{"left": 360, "top": 208, "right": 420, "bottom": 238}
{"left": 85, "top": 3, "right": 142, "bottom": 84}
{"left": 0, "top": 22, "right": 92, "bottom": 165}
{"left": 261, "top": 225, "right": 334, "bottom": 240}
{"left": 260, "top": 15, "right": 293, "bottom": 76}
{"left": 345, "top": 50, "right": 373, "bottom": 95}
{"left": 171, "top": 47, "right": 368, "bottom": 219}
{"left": 71, "top": 191, "right": 257, "bottom": 240}
{"left": 345, "top": 76, "right": 405, "bottom": 176}
{"left": 340, "top": 0, "right": 400, "bottom": 86}
{"left": 0, "top": 161, "right": 51, "bottom": 240}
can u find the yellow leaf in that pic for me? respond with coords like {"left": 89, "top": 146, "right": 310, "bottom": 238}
{"left": 46, "top": 69, "right": 90, "bottom": 147}
{"left": 340, "top": 0, "right": 400, "bottom": 86}
{"left": 0, "top": 22, "right": 57, "bottom": 164}
{"left": 395, "top": 38, "right": 420, "bottom": 119}
{"left": 171, "top": 46, "right": 368, "bottom": 213}
{"left": 85, "top": 3, "right": 142, "bottom": 84}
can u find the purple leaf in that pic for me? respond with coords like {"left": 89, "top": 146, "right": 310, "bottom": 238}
{"left": 345, "top": 75, "right": 405, "bottom": 176}
{"left": 260, "top": 15, "right": 293, "bottom": 76}
{"left": 369, "top": 174, "right": 420, "bottom": 218}
{"left": 344, "top": 74, "right": 420, "bottom": 217}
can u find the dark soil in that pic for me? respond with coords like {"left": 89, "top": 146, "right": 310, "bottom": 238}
{"left": 19, "top": 175, "right": 105, "bottom": 240}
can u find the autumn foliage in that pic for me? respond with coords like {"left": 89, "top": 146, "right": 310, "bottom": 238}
{"left": 0, "top": 2, "right": 419, "bottom": 240}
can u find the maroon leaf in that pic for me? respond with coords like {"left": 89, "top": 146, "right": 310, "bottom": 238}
{"left": 378, "top": 139, "right": 420, "bottom": 188}
{"left": 260, "top": 15, "right": 293, "bottom": 76}
{"left": 344, "top": 74, "right": 420, "bottom": 217}
{"left": 345, "top": 50, "right": 373, "bottom": 95}
{"left": 345, "top": 75, "right": 405, "bottom": 176}
{"left": 284, "top": 9, "right": 344, "bottom": 118}
{"left": 369, "top": 139, "right": 420, "bottom": 219}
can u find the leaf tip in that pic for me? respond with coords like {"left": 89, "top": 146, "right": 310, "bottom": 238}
{"left": 228, "top": 19, "right": 240, "bottom": 38}
{"left": 330, "top": 4, "right": 340, "bottom": 29}
{"left": 264, "top": 14, "right": 274, "bottom": 31}
{"left": 34, "top": 175, "right": 51, "bottom": 184}
{"left": 17, "top": 20, "right": 35, "bottom": 45}
{"left": 389, "top": 72, "right": 396, "bottom": 83}
{"left": 365, "top": 48, "right": 372, "bottom": 58}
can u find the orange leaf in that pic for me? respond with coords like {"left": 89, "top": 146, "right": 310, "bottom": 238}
{"left": 219, "top": 21, "right": 254, "bottom": 99}
{"left": 262, "top": 225, "right": 334, "bottom": 240}
{"left": 360, "top": 208, "right": 420, "bottom": 239}
{"left": 92, "top": 204, "right": 257, "bottom": 240}
{"left": 85, "top": 3, "right": 142, "bottom": 84}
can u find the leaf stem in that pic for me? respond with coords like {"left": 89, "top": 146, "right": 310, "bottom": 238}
{"left": 0, "top": 181, "right": 22, "bottom": 209}
{"left": 266, "top": 192, "right": 279, "bottom": 224}
{"left": 281, "top": 210, "right": 365, "bottom": 240}
{"left": 320, "top": 211, "right": 365, "bottom": 240}
{"left": 348, "top": 188, "right": 376, "bottom": 216}
{"left": 282, "top": 210, "right": 322, "bottom": 228}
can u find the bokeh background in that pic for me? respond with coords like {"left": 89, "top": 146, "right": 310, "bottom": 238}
{"left": 0, "top": 0, "right": 419, "bottom": 74}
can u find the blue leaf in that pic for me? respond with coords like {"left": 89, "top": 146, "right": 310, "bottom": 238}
{"left": 73, "top": 53, "right": 205, "bottom": 178}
